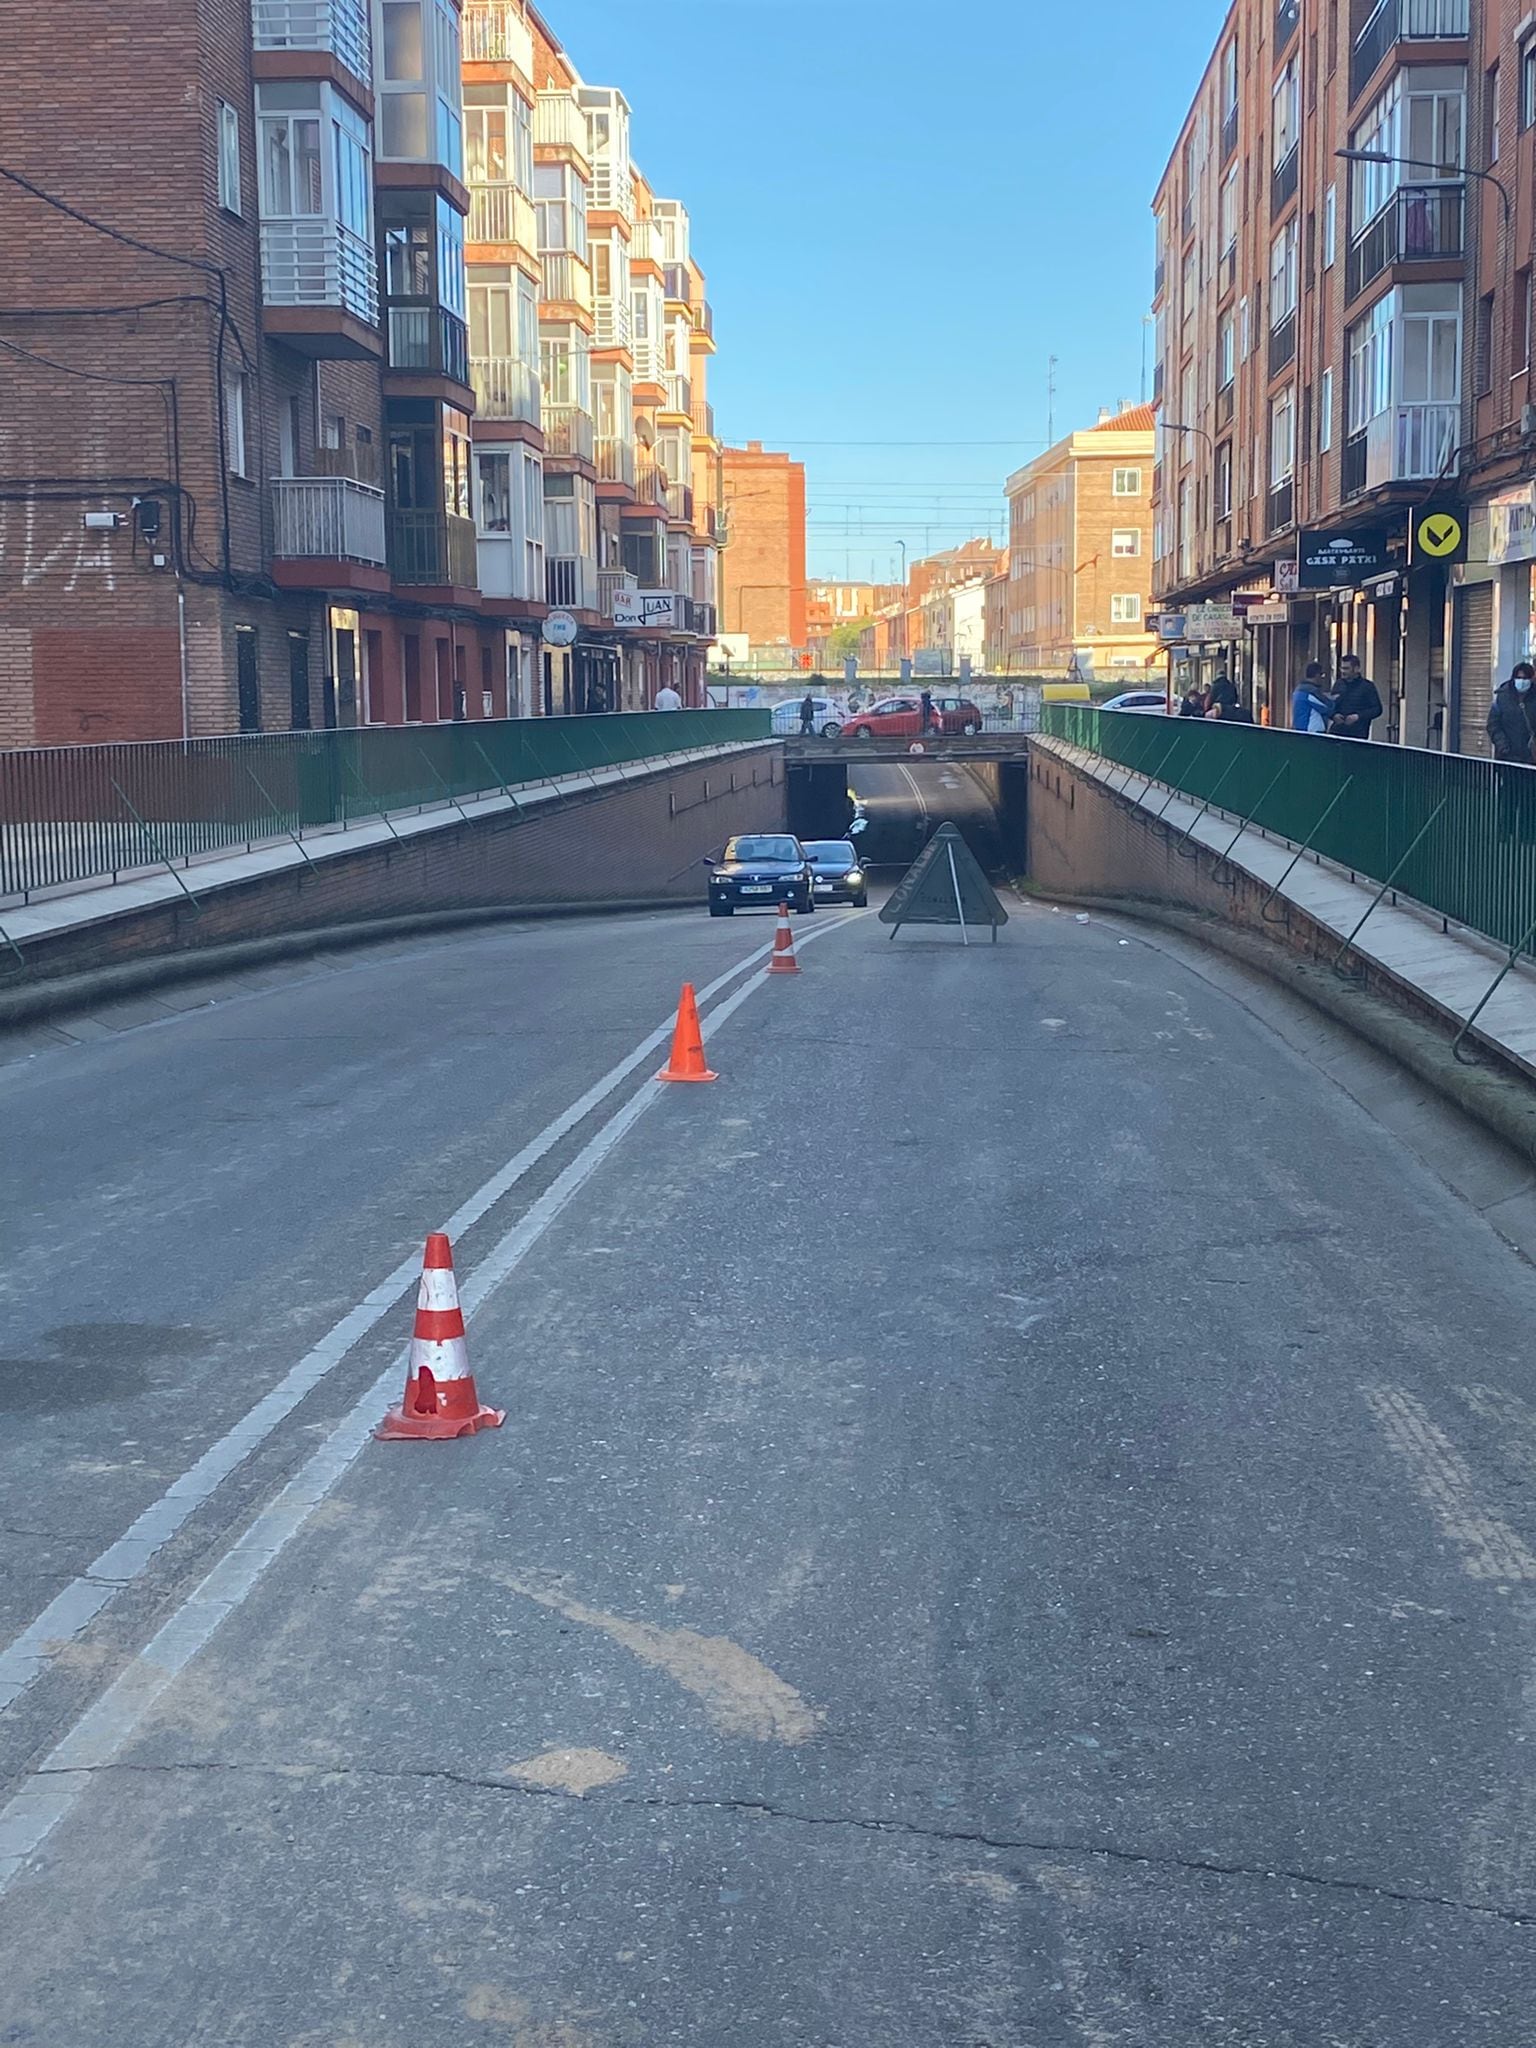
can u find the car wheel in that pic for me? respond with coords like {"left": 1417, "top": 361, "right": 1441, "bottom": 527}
{"left": 709, "top": 903, "right": 732, "bottom": 917}
{"left": 820, "top": 721, "right": 842, "bottom": 738}
{"left": 847, "top": 724, "right": 870, "bottom": 739}
{"left": 962, "top": 720, "right": 981, "bottom": 736}
{"left": 854, "top": 893, "right": 868, "bottom": 908}
{"left": 797, "top": 892, "right": 815, "bottom": 915}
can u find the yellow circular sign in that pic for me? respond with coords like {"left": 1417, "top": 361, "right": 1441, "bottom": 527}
{"left": 1417, "top": 512, "right": 1463, "bottom": 560}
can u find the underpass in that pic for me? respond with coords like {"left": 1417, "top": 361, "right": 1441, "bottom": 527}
{"left": 3, "top": 777, "right": 1536, "bottom": 2040}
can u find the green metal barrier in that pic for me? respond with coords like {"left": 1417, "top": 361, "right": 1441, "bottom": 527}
{"left": 0, "top": 709, "right": 772, "bottom": 900}
{"left": 1039, "top": 703, "right": 1536, "bottom": 960}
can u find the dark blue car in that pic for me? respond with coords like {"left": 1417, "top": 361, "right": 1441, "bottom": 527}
{"left": 706, "top": 834, "right": 816, "bottom": 916}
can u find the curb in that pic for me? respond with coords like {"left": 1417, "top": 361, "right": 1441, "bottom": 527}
{"left": 0, "top": 896, "right": 699, "bottom": 1032}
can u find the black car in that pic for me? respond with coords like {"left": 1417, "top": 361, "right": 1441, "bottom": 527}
{"left": 706, "top": 834, "right": 815, "bottom": 915}
{"left": 804, "top": 838, "right": 868, "bottom": 907}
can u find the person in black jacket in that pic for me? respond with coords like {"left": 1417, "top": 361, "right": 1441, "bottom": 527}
{"left": 1330, "top": 655, "right": 1383, "bottom": 739}
{"left": 1487, "top": 664, "right": 1536, "bottom": 764}
{"left": 1206, "top": 670, "right": 1240, "bottom": 719}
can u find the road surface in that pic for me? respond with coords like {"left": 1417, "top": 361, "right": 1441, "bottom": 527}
{"left": 846, "top": 759, "right": 1004, "bottom": 875}
{"left": 1, "top": 893, "right": 1535, "bottom": 2043}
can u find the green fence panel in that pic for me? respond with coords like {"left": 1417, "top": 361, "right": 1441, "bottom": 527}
{"left": 1040, "top": 704, "right": 1536, "bottom": 960}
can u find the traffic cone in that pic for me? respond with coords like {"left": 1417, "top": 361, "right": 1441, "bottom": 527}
{"left": 375, "top": 1233, "right": 505, "bottom": 1440}
{"left": 767, "top": 902, "right": 801, "bottom": 975}
{"left": 658, "top": 982, "right": 717, "bottom": 1083}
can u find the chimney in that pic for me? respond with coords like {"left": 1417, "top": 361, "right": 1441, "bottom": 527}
{"left": 1097, "top": 407, "right": 1112, "bottom": 425}
{"left": 747, "top": 440, "right": 763, "bottom": 453}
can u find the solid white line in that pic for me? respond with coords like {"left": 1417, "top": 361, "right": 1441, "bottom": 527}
{"left": 0, "top": 927, "right": 797, "bottom": 1719}
{"left": 0, "top": 909, "right": 862, "bottom": 1890}
{"left": 897, "top": 763, "right": 930, "bottom": 820}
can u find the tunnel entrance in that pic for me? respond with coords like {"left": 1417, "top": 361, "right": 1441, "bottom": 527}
{"left": 787, "top": 758, "right": 1027, "bottom": 879}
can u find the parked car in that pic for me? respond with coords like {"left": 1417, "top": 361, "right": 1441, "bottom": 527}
{"left": 706, "top": 834, "right": 816, "bottom": 915}
{"left": 803, "top": 839, "right": 869, "bottom": 907}
{"left": 840, "top": 695, "right": 984, "bottom": 738}
{"left": 1101, "top": 689, "right": 1169, "bottom": 715}
{"left": 770, "top": 696, "right": 846, "bottom": 737}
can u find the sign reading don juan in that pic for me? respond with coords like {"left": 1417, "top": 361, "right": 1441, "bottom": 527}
{"left": 1296, "top": 529, "right": 1390, "bottom": 588}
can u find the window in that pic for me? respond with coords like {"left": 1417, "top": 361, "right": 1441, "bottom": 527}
{"left": 1523, "top": 42, "right": 1536, "bottom": 131}
{"left": 1270, "top": 387, "right": 1296, "bottom": 485}
{"left": 1476, "top": 289, "right": 1495, "bottom": 395}
{"left": 235, "top": 626, "right": 261, "bottom": 733}
{"left": 1487, "top": 62, "right": 1501, "bottom": 164}
{"left": 1272, "top": 59, "right": 1299, "bottom": 169}
{"left": 257, "top": 83, "right": 372, "bottom": 241}
{"left": 1110, "top": 594, "right": 1142, "bottom": 624}
{"left": 1112, "top": 467, "right": 1142, "bottom": 496}
{"left": 1215, "top": 441, "right": 1232, "bottom": 519}
{"left": 1351, "top": 72, "right": 1466, "bottom": 229}
{"left": 1181, "top": 247, "right": 1196, "bottom": 330}
{"left": 1270, "top": 219, "right": 1298, "bottom": 324}
{"left": 477, "top": 450, "right": 511, "bottom": 532}
{"left": 1218, "top": 311, "right": 1235, "bottom": 389}
{"left": 1239, "top": 293, "right": 1251, "bottom": 361}
{"left": 1319, "top": 367, "right": 1334, "bottom": 452}
{"left": 1218, "top": 166, "right": 1239, "bottom": 261}
{"left": 1515, "top": 267, "right": 1533, "bottom": 377}
{"left": 218, "top": 100, "right": 241, "bottom": 214}
{"left": 1348, "top": 294, "right": 1394, "bottom": 433}
{"left": 223, "top": 367, "right": 250, "bottom": 477}
{"left": 1323, "top": 184, "right": 1336, "bottom": 268}
{"left": 1112, "top": 529, "right": 1142, "bottom": 557}
{"left": 1221, "top": 37, "right": 1238, "bottom": 124}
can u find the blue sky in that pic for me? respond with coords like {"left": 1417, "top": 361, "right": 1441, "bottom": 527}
{"left": 566, "top": 0, "right": 1230, "bottom": 576}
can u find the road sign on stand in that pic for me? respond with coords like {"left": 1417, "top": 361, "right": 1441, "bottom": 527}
{"left": 879, "top": 823, "right": 1008, "bottom": 945}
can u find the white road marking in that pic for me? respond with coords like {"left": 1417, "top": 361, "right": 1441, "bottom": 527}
{"left": 897, "top": 763, "right": 930, "bottom": 820}
{"left": 0, "top": 911, "right": 863, "bottom": 1891}
{"left": 1361, "top": 1384, "right": 1536, "bottom": 1583}
{"left": 0, "top": 922, "right": 845, "bottom": 1720}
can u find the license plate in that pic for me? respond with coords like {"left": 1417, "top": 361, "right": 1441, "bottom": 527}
{"left": 814, "top": 881, "right": 835, "bottom": 892}
{"left": 740, "top": 884, "right": 774, "bottom": 895}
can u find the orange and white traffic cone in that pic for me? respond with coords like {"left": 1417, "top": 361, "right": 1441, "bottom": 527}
{"left": 657, "top": 982, "right": 717, "bottom": 1083}
{"left": 767, "top": 902, "right": 801, "bottom": 975}
{"left": 375, "top": 1233, "right": 505, "bottom": 1441}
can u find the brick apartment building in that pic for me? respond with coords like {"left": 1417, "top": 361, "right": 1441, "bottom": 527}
{"left": 719, "top": 443, "right": 807, "bottom": 654}
{"left": 0, "top": 0, "right": 722, "bottom": 745}
{"left": 1152, "top": 0, "right": 1536, "bottom": 750}
{"left": 1001, "top": 404, "right": 1158, "bottom": 677}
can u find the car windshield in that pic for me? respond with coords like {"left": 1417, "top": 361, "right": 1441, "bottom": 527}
{"left": 806, "top": 844, "right": 855, "bottom": 869}
{"left": 725, "top": 837, "right": 800, "bottom": 863}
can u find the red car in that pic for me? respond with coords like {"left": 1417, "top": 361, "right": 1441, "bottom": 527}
{"left": 842, "top": 694, "right": 984, "bottom": 738}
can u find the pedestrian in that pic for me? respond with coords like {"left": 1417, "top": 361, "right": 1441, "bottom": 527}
{"left": 655, "top": 681, "right": 683, "bottom": 712}
{"left": 1329, "top": 655, "right": 1383, "bottom": 740}
{"left": 1487, "top": 662, "right": 1536, "bottom": 763}
{"left": 799, "top": 690, "right": 817, "bottom": 736}
{"left": 920, "top": 687, "right": 936, "bottom": 734}
{"left": 1291, "top": 662, "right": 1335, "bottom": 735}
{"left": 1205, "top": 670, "right": 1241, "bottom": 719}
{"left": 1178, "top": 682, "right": 1208, "bottom": 718}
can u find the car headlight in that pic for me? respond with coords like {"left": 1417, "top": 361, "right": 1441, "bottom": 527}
{"left": 847, "top": 870, "right": 863, "bottom": 886}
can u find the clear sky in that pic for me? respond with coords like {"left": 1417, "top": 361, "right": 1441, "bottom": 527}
{"left": 565, "top": 0, "right": 1230, "bottom": 577}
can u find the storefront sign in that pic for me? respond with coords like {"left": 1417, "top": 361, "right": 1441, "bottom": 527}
{"left": 1274, "top": 559, "right": 1301, "bottom": 594}
{"left": 1184, "top": 603, "right": 1242, "bottom": 641}
{"left": 1486, "top": 486, "right": 1536, "bottom": 568}
{"left": 1296, "top": 530, "right": 1390, "bottom": 587}
{"left": 1411, "top": 504, "right": 1466, "bottom": 565}
{"left": 1245, "top": 602, "right": 1290, "bottom": 626}
{"left": 543, "top": 610, "right": 579, "bottom": 646}
{"left": 612, "top": 590, "right": 681, "bottom": 629}
{"left": 1148, "top": 612, "right": 1186, "bottom": 641}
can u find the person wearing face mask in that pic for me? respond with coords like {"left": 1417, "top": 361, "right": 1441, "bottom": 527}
{"left": 1487, "top": 662, "right": 1536, "bottom": 765}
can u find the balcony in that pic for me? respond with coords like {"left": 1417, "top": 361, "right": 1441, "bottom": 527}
{"left": 629, "top": 220, "right": 661, "bottom": 266}
{"left": 461, "top": 1, "right": 534, "bottom": 74}
{"left": 543, "top": 404, "right": 595, "bottom": 460}
{"left": 1272, "top": 145, "right": 1299, "bottom": 218}
{"left": 663, "top": 263, "right": 695, "bottom": 306}
{"left": 598, "top": 567, "right": 637, "bottom": 617}
{"left": 682, "top": 598, "right": 717, "bottom": 639}
{"left": 1268, "top": 308, "right": 1297, "bottom": 377}
{"left": 595, "top": 435, "right": 636, "bottom": 487}
{"left": 1267, "top": 478, "right": 1295, "bottom": 534}
{"left": 387, "top": 304, "right": 470, "bottom": 387}
{"left": 694, "top": 301, "right": 714, "bottom": 341}
{"left": 391, "top": 510, "right": 479, "bottom": 588}
{"left": 666, "top": 480, "right": 695, "bottom": 524}
{"left": 1370, "top": 400, "right": 1459, "bottom": 483}
{"left": 546, "top": 555, "right": 598, "bottom": 609}
{"left": 632, "top": 335, "right": 665, "bottom": 384}
{"left": 661, "top": 372, "right": 692, "bottom": 418}
{"left": 540, "top": 252, "right": 594, "bottom": 314}
{"left": 470, "top": 354, "right": 541, "bottom": 424}
{"left": 591, "top": 159, "right": 633, "bottom": 223}
{"left": 252, "top": 0, "right": 371, "bottom": 84}
{"left": 1351, "top": 0, "right": 1469, "bottom": 102}
{"left": 272, "top": 476, "right": 387, "bottom": 563}
{"left": 1275, "top": 0, "right": 1299, "bottom": 52}
{"left": 1345, "top": 184, "right": 1464, "bottom": 303}
{"left": 261, "top": 218, "right": 378, "bottom": 331}
{"left": 594, "top": 294, "right": 633, "bottom": 349}
{"left": 469, "top": 180, "right": 538, "bottom": 255}
{"left": 534, "top": 92, "right": 591, "bottom": 160}
{"left": 635, "top": 446, "right": 664, "bottom": 505}
{"left": 691, "top": 397, "right": 716, "bottom": 440}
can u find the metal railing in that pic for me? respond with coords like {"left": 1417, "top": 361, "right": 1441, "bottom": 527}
{"left": 635, "top": 446, "right": 664, "bottom": 504}
{"left": 391, "top": 510, "right": 478, "bottom": 587}
{"left": 540, "top": 251, "right": 593, "bottom": 312}
{"left": 252, "top": 0, "right": 371, "bottom": 81}
{"left": 470, "top": 353, "right": 541, "bottom": 424}
{"left": 666, "top": 480, "right": 695, "bottom": 524}
{"left": 387, "top": 304, "right": 470, "bottom": 384}
{"left": 691, "top": 396, "right": 716, "bottom": 439}
{"left": 663, "top": 263, "right": 695, "bottom": 306}
{"left": 595, "top": 434, "right": 636, "bottom": 486}
{"left": 462, "top": 0, "right": 534, "bottom": 71}
{"left": 662, "top": 372, "right": 692, "bottom": 417}
{"left": 468, "top": 180, "right": 538, "bottom": 253}
{"left": 534, "top": 91, "right": 590, "bottom": 158}
{"left": 546, "top": 554, "right": 597, "bottom": 608}
{"left": 0, "top": 711, "right": 773, "bottom": 904}
{"left": 260, "top": 218, "right": 378, "bottom": 327}
{"left": 543, "top": 404, "right": 595, "bottom": 460}
{"left": 272, "top": 477, "right": 387, "bottom": 563}
{"left": 1268, "top": 308, "right": 1297, "bottom": 377}
{"left": 1346, "top": 183, "right": 1464, "bottom": 301}
{"left": 1351, "top": 0, "right": 1469, "bottom": 99}
{"left": 1040, "top": 703, "right": 1536, "bottom": 965}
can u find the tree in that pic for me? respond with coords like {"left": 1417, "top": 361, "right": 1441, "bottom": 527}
{"left": 827, "top": 619, "right": 872, "bottom": 663}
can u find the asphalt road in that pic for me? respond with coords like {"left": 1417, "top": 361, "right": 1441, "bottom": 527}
{"left": 847, "top": 760, "right": 1004, "bottom": 875}
{"left": 3, "top": 882, "right": 1536, "bottom": 2042}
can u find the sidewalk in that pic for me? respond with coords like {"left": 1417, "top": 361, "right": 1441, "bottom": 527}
{"left": 1038, "top": 734, "right": 1536, "bottom": 1083}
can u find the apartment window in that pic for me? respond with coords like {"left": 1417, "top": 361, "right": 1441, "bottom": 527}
{"left": 1112, "top": 467, "right": 1142, "bottom": 496}
{"left": 521, "top": 447, "right": 545, "bottom": 595}
{"left": 1272, "top": 59, "right": 1299, "bottom": 170}
{"left": 1112, "top": 529, "right": 1142, "bottom": 557}
{"left": 1347, "top": 294, "right": 1394, "bottom": 432}
{"left": 591, "top": 239, "right": 612, "bottom": 299}
{"left": 1221, "top": 38, "right": 1238, "bottom": 124}
{"left": 235, "top": 625, "right": 261, "bottom": 733}
{"left": 1239, "top": 293, "right": 1251, "bottom": 361}
{"left": 223, "top": 367, "right": 250, "bottom": 477}
{"left": 257, "top": 83, "right": 372, "bottom": 240}
{"left": 1487, "top": 62, "right": 1501, "bottom": 164}
{"left": 477, "top": 450, "right": 511, "bottom": 532}
{"left": 1351, "top": 72, "right": 1465, "bottom": 230}
{"left": 1181, "top": 247, "right": 1196, "bottom": 329}
{"left": 1476, "top": 289, "right": 1495, "bottom": 395}
{"left": 1270, "top": 219, "right": 1298, "bottom": 324}
{"left": 1319, "top": 367, "right": 1334, "bottom": 452}
{"left": 1523, "top": 42, "right": 1536, "bottom": 132}
{"left": 1270, "top": 387, "right": 1296, "bottom": 485}
{"left": 534, "top": 163, "right": 588, "bottom": 259}
{"left": 1218, "top": 165, "right": 1239, "bottom": 262}
{"left": 1218, "top": 310, "right": 1235, "bottom": 389}
{"left": 1110, "top": 594, "right": 1142, "bottom": 625}
{"left": 217, "top": 100, "right": 241, "bottom": 215}
{"left": 1514, "top": 268, "right": 1532, "bottom": 377}
{"left": 1215, "top": 440, "right": 1232, "bottom": 518}
{"left": 1323, "top": 184, "right": 1336, "bottom": 268}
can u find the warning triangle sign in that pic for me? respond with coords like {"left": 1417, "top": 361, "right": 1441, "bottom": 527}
{"left": 879, "top": 823, "right": 1009, "bottom": 943}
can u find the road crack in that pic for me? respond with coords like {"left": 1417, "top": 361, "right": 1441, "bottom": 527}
{"left": 59, "top": 1756, "right": 1536, "bottom": 1929}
